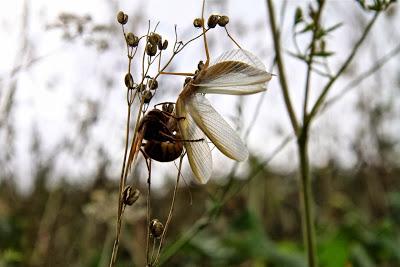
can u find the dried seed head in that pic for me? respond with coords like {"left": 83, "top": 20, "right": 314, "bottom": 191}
{"left": 184, "top": 77, "right": 192, "bottom": 85}
{"left": 122, "top": 186, "right": 140, "bottom": 206}
{"left": 143, "top": 90, "right": 153, "bottom": 104}
{"left": 193, "top": 18, "right": 204, "bottom": 28}
{"left": 146, "top": 43, "right": 157, "bottom": 56}
{"left": 161, "top": 40, "right": 168, "bottom": 50}
{"left": 124, "top": 73, "right": 134, "bottom": 89}
{"left": 138, "top": 83, "right": 146, "bottom": 92}
{"left": 126, "top": 32, "right": 139, "bottom": 47}
{"left": 148, "top": 33, "right": 161, "bottom": 46}
{"left": 162, "top": 103, "right": 174, "bottom": 113}
{"left": 150, "top": 219, "right": 164, "bottom": 238}
{"left": 197, "top": 60, "right": 204, "bottom": 71}
{"left": 148, "top": 79, "right": 158, "bottom": 90}
{"left": 117, "top": 11, "right": 128, "bottom": 25}
{"left": 218, "top": 15, "right": 229, "bottom": 27}
{"left": 207, "top": 15, "right": 220, "bottom": 28}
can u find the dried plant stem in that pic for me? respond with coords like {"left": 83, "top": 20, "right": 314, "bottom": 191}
{"left": 109, "top": 102, "right": 132, "bottom": 267}
{"left": 146, "top": 159, "right": 152, "bottom": 264}
{"left": 152, "top": 155, "right": 184, "bottom": 266}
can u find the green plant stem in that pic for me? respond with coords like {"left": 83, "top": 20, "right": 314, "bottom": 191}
{"left": 298, "top": 126, "right": 317, "bottom": 267}
{"left": 307, "top": 12, "right": 380, "bottom": 123}
{"left": 266, "top": 0, "right": 299, "bottom": 135}
{"left": 303, "top": 0, "right": 325, "bottom": 122}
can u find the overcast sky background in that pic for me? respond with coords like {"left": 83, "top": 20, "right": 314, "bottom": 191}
{"left": 1, "top": 0, "right": 399, "bottom": 191}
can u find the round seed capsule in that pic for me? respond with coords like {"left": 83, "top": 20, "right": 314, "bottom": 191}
{"left": 161, "top": 40, "right": 168, "bottom": 50}
{"left": 197, "top": 60, "right": 204, "bottom": 71}
{"left": 126, "top": 32, "right": 139, "bottom": 47}
{"left": 138, "top": 83, "right": 146, "bottom": 92}
{"left": 193, "top": 18, "right": 204, "bottom": 28}
{"left": 148, "top": 79, "right": 158, "bottom": 90}
{"left": 124, "top": 73, "right": 134, "bottom": 89}
{"left": 149, "top": 219, "right": 164, "bottom": 238}
{"left": 218, "top": 15, "right": 229, "bottom": 27}
{"left": 117, "top": 11, "right": 128, "bottom": 25}
{"left": 122, "top": 186, "right": 140, "bottom": 206}
{"left": 162, "top": 103, "right": 174, "bottom": 113}
{"left": 148, "top": 33, "right": 161, "bottom": 46}
{"left": 146, "top": 43, "right": 157, "bottom": 56}
{"left": 184, "top": 77, "right": 192, "bottom": 85}
{"left": 207, "top": 15, "right": 220, "bottom": 28}
{"left": 143, "top": 90, "right": 153, "bottom": 104}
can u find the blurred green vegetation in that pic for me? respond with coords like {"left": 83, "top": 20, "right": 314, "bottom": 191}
{"left": 1, "top": 153, "right": 399, "bottom": 266}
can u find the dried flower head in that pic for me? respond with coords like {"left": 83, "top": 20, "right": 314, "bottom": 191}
{"left": 117, "top": 11, "right": 128, "bottom": 25}
{"left": 126, "top": 32, "right": 139, "bottom": 47}
{"left": 149, "top": 219, "right": 164, "bottom": 238}
{"left": 207, "top": 14, "right": 220, "bottom": 28}
{"left": 218, "top": 15, "right": 229, "bottom": 27}
{"left": 193, "top": 18, "right": 204, "bottom": 28}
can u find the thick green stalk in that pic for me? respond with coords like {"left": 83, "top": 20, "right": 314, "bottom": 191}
{"left": 298, "top": 126, "right": 317, "bottom": 267}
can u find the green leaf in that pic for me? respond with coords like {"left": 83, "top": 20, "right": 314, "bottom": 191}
{"left": 294, "top": 7, "right": 303, "bottom": 25}
{"left": 313, "top": 51, "right": 335, "bottom": 57}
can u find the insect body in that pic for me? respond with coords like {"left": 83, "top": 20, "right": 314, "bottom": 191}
{"left": 139, "top": 103, "right": 184, "bottom": 162}
{"left": 127, "top": 103, "right": 194, "bottom": 166}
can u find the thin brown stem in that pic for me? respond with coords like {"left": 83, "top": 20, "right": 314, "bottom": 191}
{"left": 109, "top": 102, "right": 132, "bottom": 267}
{"left": 146, "top": 159, "right": 152, "bottom": 265}
{"left": 153, "top": 155, "right": 184, "bottom": 266}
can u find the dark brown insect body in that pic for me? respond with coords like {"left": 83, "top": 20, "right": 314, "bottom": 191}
{"left": 139, "top": 103, "right": 184, "bottom": 162}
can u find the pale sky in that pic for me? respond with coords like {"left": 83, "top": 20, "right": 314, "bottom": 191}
{"left": 1, "top": 0, "right": 399, "bottom": 191}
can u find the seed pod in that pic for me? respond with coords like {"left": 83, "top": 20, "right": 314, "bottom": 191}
{"left": 124, "top": 73, "right": 134, "bottom": 89}
{"left": 207, "top": 15, "right": 220, "bottom": 28}
{"left": 117, "top": 11, "right": 128, "bottom": 25}
{"left": 184, "top": 77, "right": 192, "bottom": 85}
{"left": 193, "top": 18, "right": 203, "bottom": 28}
{"left": 148, "top": 79, "right": 158, "bottom": 90}
{"left": 146, "top": 43, "right": 157, "bottom": 56}
{"left": 148, "top": 33, "right": 161, "bottom": 46}
{"left": 161, "top": 40, "right": 168, "bottom": 50}
{"left": 122, "top": 186, "right": 140, "bottom": 206}
{"left": 217, "top": 15, "right": 229, "bottom": 27}
{"left": 143, "top": 90, "right": 153, "bottom": 104}
{"left": 162, "top": 103, "right": 174, "bottom": 113}
{"left": 137, "top": 83, "right": 146, "bottom": 92}
{"left": 197, "top": 60, "right": 204, "bottom": 71}
{"left": 146, "top": 43, "right": 157, "bottom": 57}
{"left": 126, "top": 32, "right": 139, "bottom": 47}
{"left": 149, "top": 219, "right": 164, "bottom": 238}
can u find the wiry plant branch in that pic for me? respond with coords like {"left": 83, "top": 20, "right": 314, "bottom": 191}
{"left": 307, "top": 11, "right": 380, "bottom": 124}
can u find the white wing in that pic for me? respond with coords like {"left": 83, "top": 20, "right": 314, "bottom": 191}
{"left": 194, "top": 49, "right": 272, "bottom": 95}
{"left": 186, "top": 94, "right": 248, "bottom": 161}
{"left": 176, "top": 98, "right": 212, "bottom": 184}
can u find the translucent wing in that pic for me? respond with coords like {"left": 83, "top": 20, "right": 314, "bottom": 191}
{"left": 194, "top": 49, "right": 272, "bottom": 95}
{"left": 176, "top": 98, "right": 212, "bottom": 184}
{"left": 186, "top": 94, "right": 248, "bottom": 161}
